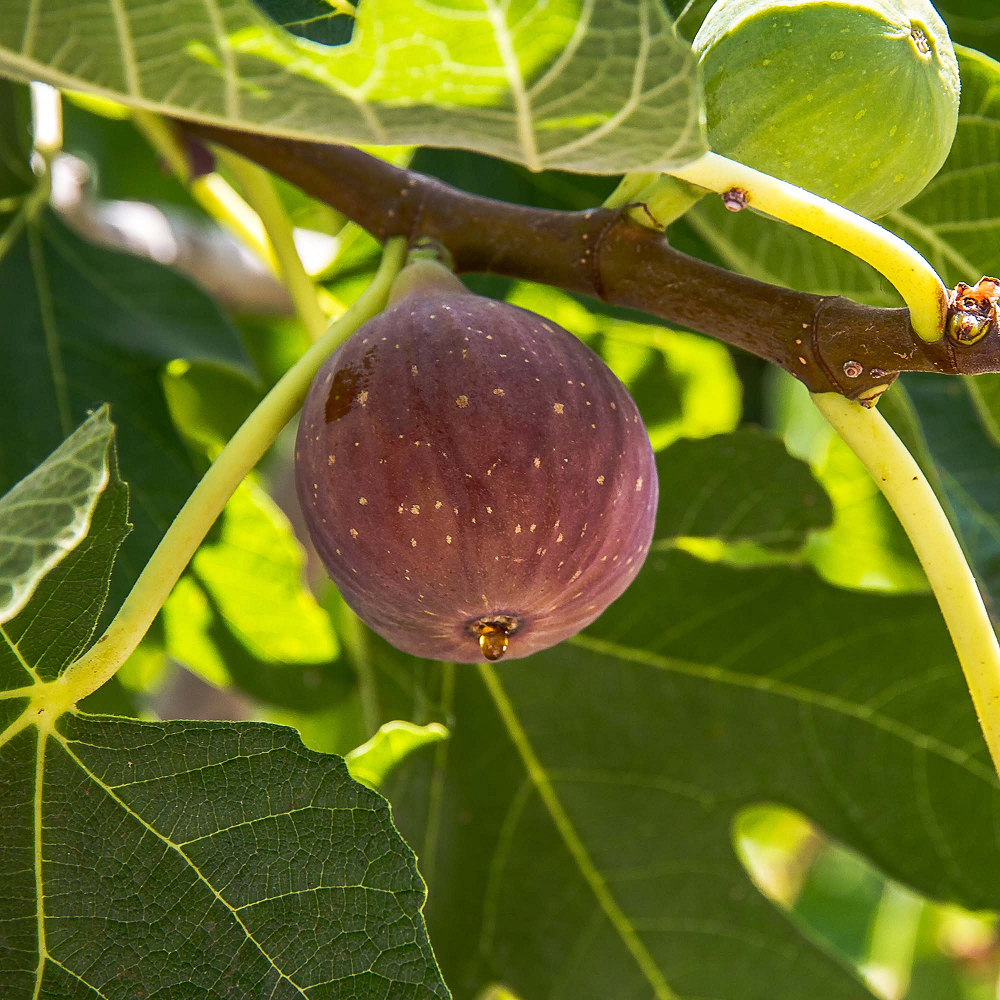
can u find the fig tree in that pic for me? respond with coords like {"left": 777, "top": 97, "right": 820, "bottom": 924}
{"left": 295, "top": 261, "right": 658, "bottom": 663}
{"left": 693, "top": 0, "right": 960, "bottom": 218}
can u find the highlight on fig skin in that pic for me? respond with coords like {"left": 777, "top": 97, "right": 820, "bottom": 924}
{"left": 294, "top": 259, "right": 659, "bottom": 663}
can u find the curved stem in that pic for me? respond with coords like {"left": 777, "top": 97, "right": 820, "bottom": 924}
{"left": 812, "top": 391, "right": 1000, "bottom": 779}
{"left": 666, "top": 152, "right": 948, "bottom": 343}
{"left": 60, "top": 238, "right": 408, "bottom": 704}
{"left": 214, "top": 146, "right": 329, "bottom": 341}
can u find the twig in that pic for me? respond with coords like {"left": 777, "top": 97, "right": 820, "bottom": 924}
{"left": 177, "top": 122, "right": 998, "bottom": 400}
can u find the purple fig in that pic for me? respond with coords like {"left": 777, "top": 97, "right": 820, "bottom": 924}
{"left": 295, "top": 261, "right": 657, "bottom": 662}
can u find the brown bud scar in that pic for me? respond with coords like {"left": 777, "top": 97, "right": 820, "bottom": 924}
{"left": 722, "top": 187, "right": 749, "bottom": 212}
{"left": 947, "top": 277, "right": 1000, "bottom": 346}
{"left": 910, "top": 25, "right": 930, "bottom": 54}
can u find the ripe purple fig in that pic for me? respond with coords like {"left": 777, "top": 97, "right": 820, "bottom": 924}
{"left": 295, "top": 260, "right": 657, "bottom": 662}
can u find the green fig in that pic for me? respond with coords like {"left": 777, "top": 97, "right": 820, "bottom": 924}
{"left": 693, "top": 0, "right": 960, "bottom": 218}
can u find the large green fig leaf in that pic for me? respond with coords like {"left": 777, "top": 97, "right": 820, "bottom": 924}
{"left": 0, "top": 0, "right": 705, "bottom": 174}
{"left": 378, "top": 432, "right": 996, "bottom": 1000}
{"left": 0, "top": 210, "right": 252, "bottom": 608}
{"left": 0, "top": 416, "right": 449, "bottom": 1000}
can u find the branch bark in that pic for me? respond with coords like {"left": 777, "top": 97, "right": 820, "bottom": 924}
{"left": 181, "top": 122, "right": 998, "bottom": 398}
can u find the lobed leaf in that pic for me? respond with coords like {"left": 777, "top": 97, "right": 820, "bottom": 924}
{"left": 0, "top": 0, "right": 705, "bottom": 174}
{"left": 383, "top": 545, "right": 1000, "bottom": 999}
{"left": 0, "top": 413, "right": 448, "bottom": 1000}
{"left": 370, "top": 429, "right": 999, "bottom": 999}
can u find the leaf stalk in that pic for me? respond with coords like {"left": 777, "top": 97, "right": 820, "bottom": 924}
{"left": 59, "top": 238, "right": 408, "bottom": 704}
{"left": 812, "top": 391, "right": 1000, "bottom": 780}
{"left": 213, "top": 146, "right": 329, "bottom": 341}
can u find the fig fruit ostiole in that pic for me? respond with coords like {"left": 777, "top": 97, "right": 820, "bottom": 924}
{"left": 295, "top": 259, "right": 658, "bottom": 663}
{"left": 693, "top": 0, "right": 960, "bottom": 219}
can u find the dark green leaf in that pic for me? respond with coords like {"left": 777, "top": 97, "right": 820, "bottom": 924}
{"left": 0, "top": 1, "right": 704, "bottom": 175}
{"left": 386, "top": 549, "right": 995, "bottom": 1000}
{"left": 2, "top": 716, "right": 449, "bottom": 999}
{"left": 0, "top": 412, "right": 449, "bottom": 1000}
{"left": 654, "top": 428, "right": 833, "bottom": 549}
{"left": 0, "top": 211, "right": 252, "bottom": 607}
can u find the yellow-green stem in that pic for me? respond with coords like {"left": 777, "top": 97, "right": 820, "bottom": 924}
{"left": 603, "top": 171, "right": 660, "bottom": 210}
{"left": 665, "top": 152, "right": 948, "bottom": 342}
{"left": 629, "top": 175, "right": 704, "bottom": 230}
{"left": 60, "top": 238, "right": 407, "bottom": 704}
{"left": 132, "top": 110, "right": 277, "bottom": 271}
{"left": 812, "top": 391, "right": 1000, "bottom": 779}
{"left": 214, "top": 146, "right": 329, "bottom": 341}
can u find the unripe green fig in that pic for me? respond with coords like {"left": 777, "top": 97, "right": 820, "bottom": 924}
{"left": 693, "top": 0, "right": 960, "bottom": 218}
{"left": 295, "top": 261, "right": 658, "bottom": 663}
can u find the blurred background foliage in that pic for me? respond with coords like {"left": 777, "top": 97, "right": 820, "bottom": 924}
{"left": 5, "top": 0, "right": 1000, "bottom": 994}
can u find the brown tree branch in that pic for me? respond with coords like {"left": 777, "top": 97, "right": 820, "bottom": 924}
{"left": 180, "top": 121, "right": 999, "bottom": 399}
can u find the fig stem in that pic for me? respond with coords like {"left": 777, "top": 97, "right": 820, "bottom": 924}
{"left": 604, "top": 171, "right": 704, "bottom": 230}
{"left": 213, "top": 145, "right": 329, "bottom": 342}
{"left": 627, "top": 175, "right": 704, "bottom": 229}
{"left": 602, "top": 171, "right": 660, "bottom": 210}
{"left": 663, "top": 152, "right": 949, "bottom": 343}
{"left": 57, "top": 237, "right": 408, "bottom": 705}
{"left": 812, "top": 390, "right": 1000, "bottom": 781}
